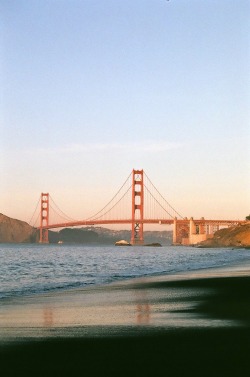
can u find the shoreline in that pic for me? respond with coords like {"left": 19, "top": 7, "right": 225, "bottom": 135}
{"left": 2, "top": 253, "right": 250, "bottom": 299}
{"left": 1, "top": 261, "right": 250, "bottom": 376}
{"left": 0, "top": 259, "right": 250, "bottom": 328}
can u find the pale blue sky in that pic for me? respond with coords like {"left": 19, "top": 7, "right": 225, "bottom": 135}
{"left": 1, "top": 0, "right": 249, "bottom": 225}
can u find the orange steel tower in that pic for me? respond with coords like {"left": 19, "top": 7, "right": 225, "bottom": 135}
{"left": 131, "top": 169, "right": 144, "bottom": 245}
{"left": 39, "top": 193, "right": 49, "bottom": 243}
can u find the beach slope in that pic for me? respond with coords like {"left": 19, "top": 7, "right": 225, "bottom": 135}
{"left": 1, "top": 263, "right": 250, "bottom": 376}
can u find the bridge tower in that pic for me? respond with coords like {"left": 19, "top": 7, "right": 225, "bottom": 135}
{"left": 131, "top": 169, "right": 144, "bottom": 245}
{"left": 39, "top": 193, "right": 49, "bottom": 243}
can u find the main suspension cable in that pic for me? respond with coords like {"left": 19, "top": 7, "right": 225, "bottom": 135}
{"left": 49, "top": 195, "right": 77, "bottom": 222}
{"left": 28, "top": 196, "right": 40, "bottom": 226}
{"left": 144, "top": 186, "right": 174, "bottom": 219}
{"left": 86, "top": 171, "right": 132, "bottom": 220}
{"left": 91, "top": 185, "right": 132, "bottom": 221}
{"left": 144, "top": 172, "right": 183, "bottom": 219}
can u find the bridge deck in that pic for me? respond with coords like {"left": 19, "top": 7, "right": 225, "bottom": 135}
{"left": 37, "top": 219, "right": 246, "bottom": 230}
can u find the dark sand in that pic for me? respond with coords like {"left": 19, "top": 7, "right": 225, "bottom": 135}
{"left": 1, "top": 263, "right": 250, "bottom": 376}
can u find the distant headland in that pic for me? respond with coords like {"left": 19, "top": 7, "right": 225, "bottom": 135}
{"left": 0, "top": 213, "right": 249, "bottom": 247}
{"left": 197, "top": 222, "right": 250, "bottom": 248}
{"left": 0, "top": 213, "right": 173, "bottom": 245}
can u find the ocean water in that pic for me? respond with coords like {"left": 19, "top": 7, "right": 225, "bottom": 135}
{"left": 1, "top": 243, "right": 250, "bottom": 300}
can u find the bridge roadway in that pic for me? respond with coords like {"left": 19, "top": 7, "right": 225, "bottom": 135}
{"left": 38, "top": 218, "right": 245, "bottom": 230}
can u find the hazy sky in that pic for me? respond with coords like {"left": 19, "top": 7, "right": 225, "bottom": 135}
{"left": 1, "top": 0, "right": 249, "bottom": 226}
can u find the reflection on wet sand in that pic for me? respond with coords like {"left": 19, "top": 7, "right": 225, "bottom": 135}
{"left": 136, "top": 304, "right": 151, "bottom": 324}
{"left": 43, "top": 308, "right": 53, "bottom": 327}
{"left": 0, "top": 286, "right": 228, "bottom": 340}
{"left": 1, "top": 264, "right": 250, "bottom": 340}
{"left": 1, "top": 264, "right": 250, "bottom": 377}
{"left": 134, "top": 287, "right": 151, "bottom": 324}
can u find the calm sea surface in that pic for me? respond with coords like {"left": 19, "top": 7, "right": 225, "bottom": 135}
{"left": 1, "top": 244, "right": 250, "bottom": 300}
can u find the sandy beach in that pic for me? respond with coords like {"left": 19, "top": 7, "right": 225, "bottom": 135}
{"left": 1, "top": 262, "right": 250, "bottom": 376}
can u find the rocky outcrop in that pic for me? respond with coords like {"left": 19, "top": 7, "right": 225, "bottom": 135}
{"left": 115, "top": 240, "right": 131, "bottom": 246}
{"left": 199, "top": 223, "right": 250, "bottom": 248}
{"left": 0, "top": 213, "right": 38, "bottom": 243}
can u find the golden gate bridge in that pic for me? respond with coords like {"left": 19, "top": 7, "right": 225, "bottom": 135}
{"left": 29, "top": 169, "right": 245, "bottom": 245}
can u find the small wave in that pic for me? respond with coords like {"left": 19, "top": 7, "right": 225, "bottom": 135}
{"left": 1, "top": 245, "right": 250, "bottom": 301}
{"left": 0, "top": 281, "right": 89, "bottom": 301}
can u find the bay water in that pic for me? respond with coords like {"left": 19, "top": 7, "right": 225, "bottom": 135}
{"left": 1, "top": 243, "right": 250, "bottom": 301}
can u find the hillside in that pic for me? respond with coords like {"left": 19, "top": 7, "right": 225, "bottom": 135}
{"left": 53, "top": 227, "right": 172, "bottom": 245}
{"left": 0, "top": 214, "right": 172, "bottom": 245}
{"left": 0, "top": 213, "right": 37, "bottom": 243}
{"left": 1, "top": 213, "right": 249, "bottom": 247}
{"left": 199, "top": 223, "right": 250, "bottom": 248}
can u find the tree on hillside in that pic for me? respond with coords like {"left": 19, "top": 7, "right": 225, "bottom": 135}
{"left": 246, "top": 215, "right": 250, "bottom": 221}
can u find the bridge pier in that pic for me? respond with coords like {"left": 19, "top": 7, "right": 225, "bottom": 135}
{"left": 173, "top": 218, "right": 177, "bottom": 244}
{"left": 172, "top": 218, "right": 214, "bottom": 245}
{"left": 188, "top": 218, "right": 215, "bottom": 245}
{"left": 172, "top": 219, "right": 189, "bottom": 245}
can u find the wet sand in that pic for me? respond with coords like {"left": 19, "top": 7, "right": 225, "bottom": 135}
{"left": 1, "top": 262, "right": 250, "bottom": 376}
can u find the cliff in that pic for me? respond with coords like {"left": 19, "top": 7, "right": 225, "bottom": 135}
{"left": 199, "top": 223, "right": 250, "bottom": 248}
{"left": 0, "top": 213, "right": 38, "bottom": 243}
